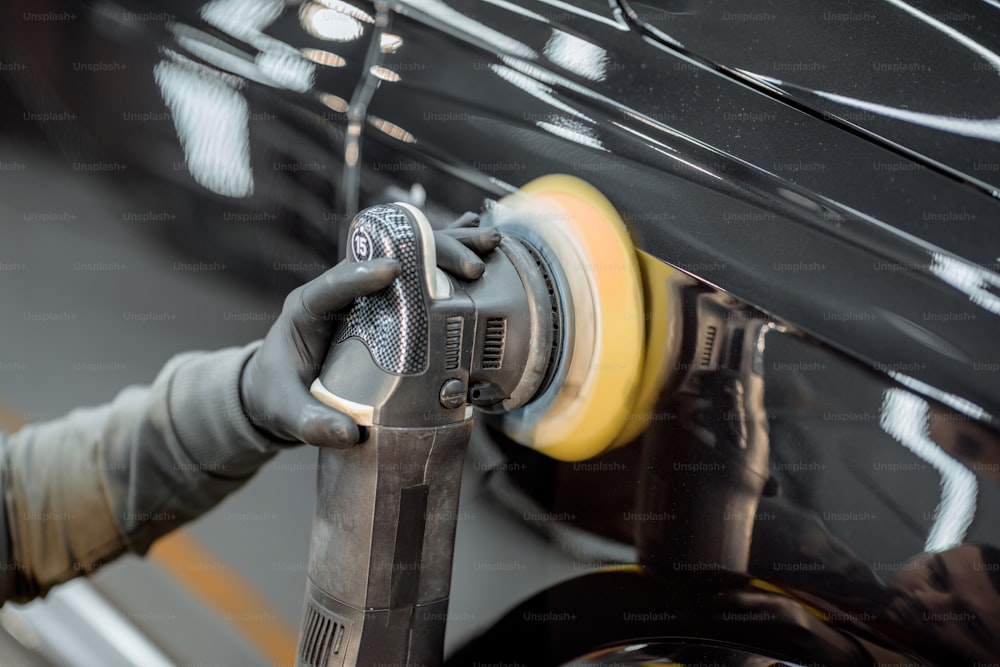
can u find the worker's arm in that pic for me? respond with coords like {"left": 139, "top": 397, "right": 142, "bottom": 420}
{"left": 0, "top": 342, "right": 279, "bottom": 603}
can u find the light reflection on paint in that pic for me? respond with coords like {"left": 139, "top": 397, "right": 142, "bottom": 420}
{"left": 320, "top": 93, "right": 349, "bottom": 112}
{"left": 490, "top": 64, "right": 593, "bottom": 121}
{"left": 345, "top": 143, "right": 359, "bottom": 166}
{"left": 369, "top": 65, "right": 401, "bottom": 82}
{"left": 396, "top": 0, "right": 537, "bottom": 59}
{"left": 500, "top": 54, "right": 688, "bottom": 146}
{"left": 487, "top": 175, "right": 518, "bottom": 193}
{"left": 172, "top": 25, "right": 261, "bottom": 82}
{"left": 748, "top": 0, "right": 1000, "bottom": 143}
{"left": 200, "top": 0, "right": 282, "bottom": 38}
{"left": 300, "top": 4, "right": 365, "bottom": 42}
{"left": 616, "top": 119, "right": 721, "bottom": 180}
{"left": 874, "top": 308, "right": 971, "bottom": 364}
{"left": 162, "top": 0, "right": 333, "bottom": 195}
{"left": 380, "top": 33, "right": 403, "bottom": 54}
{"left": 883, "top": 0, "right": 1000, "bottom": 73}
{"left": 776, "top": 187, "right": 824, "bottom": 213}
{"left": 302, "top": 48, "right": 346, "bottom": 68}
{"left": 612, "top": 119, "right": 677, "bottom": 153}
{"left": 256, "top": 47, "right": 314, "bottom": 92}
{"left": 498, "top": 56, "right": 731, "bottom": 181}
{"left": 368, "top": 116, "right": 416, "bottom": 143}
{"left": 887, "top": 373, "right": 989, "bottom": 426}
{"left": 489, "top": 57, "right": 608, "bottom": 150}
{"left": 312, "top": 0, "right": 374, "bottom": 24}
{"left": 537, "top": 117, "right": 606, "bottom": 151}
{"left": 197, "top": 0, "right": 316, "bottom": 92}
{"left": 880, "top": 388, "right": 977, "bottom": 553}
{"left": 929, "top": 253, "right": 1000, "bottom": 315}
{"left": 543, "top": 30, "right": 608, "bottom": 81}
{"left": 666, "top": 153, "right": 722, "bottom": 181}
{"left": 533, "top": 0, "right": 626, "bottom": 30}
{"left": 154, "top": 58, "right": 254, "bottom": 197}
{"left": 813, "top": 90, "right": 1000, "bottom": 143}
{"left": 480, "top": 0, "right": 548, "bottom": 22}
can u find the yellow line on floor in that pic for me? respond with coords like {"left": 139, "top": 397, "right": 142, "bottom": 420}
{"left": 149, "top": 531, "right": 298, "bottom": 665}
{"left": 0, "top": 402, "right": 27, "bottom": 433}
{"left": 0, "top": 400, "right": 298, "bottom": 665}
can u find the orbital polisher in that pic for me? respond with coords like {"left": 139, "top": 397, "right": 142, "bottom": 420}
{"left": 294, "top": 175, "right": 664, "bottom": 666}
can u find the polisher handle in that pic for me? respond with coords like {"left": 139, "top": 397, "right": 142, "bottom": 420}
{"left": 297, "top": 420, "right": 472, "bottom": 667}
{"left": 310, "top": 203, "right": 472, "bottom": 428}
{"left": 297, "top": 204, "right": 478, "bottom": 667}
{"left": 336, "top": 202, "right": 449, "bottom": 375}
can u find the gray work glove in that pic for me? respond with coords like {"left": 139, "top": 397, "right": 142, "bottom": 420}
{"left": 239, "top": 227, "right": 501, "bottom": 449}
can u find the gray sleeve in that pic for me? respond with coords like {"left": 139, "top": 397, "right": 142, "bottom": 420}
{"left": 0, "top": 342, "right": 283, "bottom": 604}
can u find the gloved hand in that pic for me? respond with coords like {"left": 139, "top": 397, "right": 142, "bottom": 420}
{"left": 240, "top": 227, "right": 501, "bottom": 449}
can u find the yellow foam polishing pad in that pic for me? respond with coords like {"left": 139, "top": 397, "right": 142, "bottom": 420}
{"left": 495, "top": 175, "right": 645, "bottom": 461}
{"left": 611, "top": 249, "right": 683, "bottom": 447}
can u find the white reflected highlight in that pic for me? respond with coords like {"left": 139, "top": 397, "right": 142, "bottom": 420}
{"left": 380, "top": 33, "right": 404, "bottom": 54}
{"left": 533, "top": 0, "right": 625, "bottom": 29}
{"left": 301, "top": 5, "right": 365, "bottom": 41}
{"left": 480, "top": 0, "right": 548, "bottom": 22}
{"left": 744, "top": 0, "right": 1000, "bottom": 143}
{"left": 368, "top": 116, "right": 416, "bottom": 143}
{"left": 544, "top": 30, "right": 607, "bottom": 81}
{"left": 814, "top": 90, "right": 1000, "bottom": 143}
{"left": 490, "top": 64, "right": 593, "bottom": 121}
{"left": 172, "top": 25, "right": 262, "bottom": 82}
{"left": 500, "top": 54, "right": 710, "bottom": 154}
{"left": 197, "top": 0, "right": 317, "bottom": 91}
{"left": 930, "top": 253, "right": 1000, "bottom": 315}
{"left": 155, "top": 58, "right": 254, "bottom": 197}
{"left": 880, "top": 388, "right": 978, "bottom": 552}
{"left": 888, "top": 372, "right": 988, "bottom": 423}
{"left": 302, "top": 48, "right": 346, "bottom": 68}
{"left": 537, "top": 117, "right": 606, "bottom": 151}
{"left": 882, "top": 0, "right": 1000, "bottom": 73}
{"left": 312, "top": 0, "right": 374, "bottom": 24}
{"left": 397, "top": 0, "right": 537, "bottom": 59}
{"left": 369, "top": 65, "right": 400, "bottom": 82}
{"left": 200, "top": 0, "right": 282, "bottom": 38}
{"left": 257, "top": 47, "right": 315, "bottom": 91}
{"left": 773, "top": 0, "right": 1000, "bottom": 142}
{"left": 320, "top": 92, "right": 349, "bottom": 112}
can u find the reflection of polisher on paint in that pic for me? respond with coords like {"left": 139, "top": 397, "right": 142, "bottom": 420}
{"left": 295, "top": 175, "right": 680, "bottom": 666}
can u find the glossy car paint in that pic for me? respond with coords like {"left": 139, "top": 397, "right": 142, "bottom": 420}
{"left": 623, "top": 0, "right": 1000, "bottom": 196}
{"left": 1, "top": 0, "right": 998, "bottom": 665}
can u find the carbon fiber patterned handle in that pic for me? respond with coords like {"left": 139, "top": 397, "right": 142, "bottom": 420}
{"left": 336, "top": 204, "right": 432, "bottom": 375}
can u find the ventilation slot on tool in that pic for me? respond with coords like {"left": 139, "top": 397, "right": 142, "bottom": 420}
{"left": 482, "top": 317, "right": 506, "bottom": 370}
{"left": 445, "top": 316, "right": 463, "bottom": 371}
{"left": 700, "top": 325, "right": 718, "bottom": 368}
{"left": 299, "top": 603, "right": 346, "bottom": 667}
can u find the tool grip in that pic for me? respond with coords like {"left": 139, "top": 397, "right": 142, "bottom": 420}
{"left": 335, "top": 203, "right": 446, "bottom": 375}
{"left": 312, "top": 203, "right": 472, "bottom": 428}
{"left": 296, "top": 420, "right": 472, "bottom": 667}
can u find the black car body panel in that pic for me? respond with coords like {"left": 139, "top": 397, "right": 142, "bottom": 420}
{"left": 623, "top": 0, "right": 1000, "bottom": 195}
